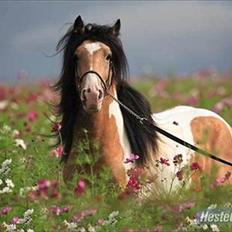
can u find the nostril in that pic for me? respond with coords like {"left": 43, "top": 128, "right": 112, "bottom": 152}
{"left": 82, "top": 89, "right": 87, "bottom": 101}
{"left": 98, "top": 89, "right": 103, "bottom": 100}
{"left": 87, "top": 88, "right": 91, "bottom": 93}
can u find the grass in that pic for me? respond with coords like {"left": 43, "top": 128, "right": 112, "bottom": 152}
{"left": 0, "top": 74, "right": 232, "bottom": 232}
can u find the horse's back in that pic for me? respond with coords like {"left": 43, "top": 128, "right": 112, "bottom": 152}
{"left": 150, "top": 105, "right": 232, "bottom": 190}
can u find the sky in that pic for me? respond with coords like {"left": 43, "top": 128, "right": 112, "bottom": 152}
{"left": 0, "top": 1, "right": 232, "bottom": 82}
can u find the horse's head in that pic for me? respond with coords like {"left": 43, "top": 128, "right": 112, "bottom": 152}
{"left": 73, "top": 16, "right": 121, "bottom": 113}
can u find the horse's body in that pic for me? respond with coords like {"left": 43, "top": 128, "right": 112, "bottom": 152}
{"left": 55, "top": 16, "right": 232, "bottom": 192}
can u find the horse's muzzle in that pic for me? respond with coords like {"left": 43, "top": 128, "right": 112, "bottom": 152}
{"left": 81, "top": 88, "right": 103, "bottom": 113}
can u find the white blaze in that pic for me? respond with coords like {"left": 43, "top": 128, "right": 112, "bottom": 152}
{"left": 83, "top": 42, "right": 101, "bottom": 55}
{"left": 83, "top": 42, "right": 102, "bottom": 70}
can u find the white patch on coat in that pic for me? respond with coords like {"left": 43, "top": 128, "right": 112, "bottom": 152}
{"left": 150, "top": 105, "right": 231, "bottom": 192}
{"left": 109, "top": 91, "right": 133, "bottom": 174}
{"left": 83, "top": 42, "right": 102, "bottom": 70}
{"left": 83, "top": 42, "right": 101, "bottom": 55}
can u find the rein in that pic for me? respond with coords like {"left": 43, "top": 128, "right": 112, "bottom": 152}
{"left": 77, "top": 68, "right": 232, "bottom": 168}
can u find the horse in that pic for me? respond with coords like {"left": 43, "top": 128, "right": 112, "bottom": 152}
{"left": 54, "top": 15, "right": 232, "bottom": 193}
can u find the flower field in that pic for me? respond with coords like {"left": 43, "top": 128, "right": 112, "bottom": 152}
{"left": 0, "top": 72, "right": 232, "bottom": 232}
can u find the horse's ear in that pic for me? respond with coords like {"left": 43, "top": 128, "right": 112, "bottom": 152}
{"left": 74, "top": 15, "right": 84, "bottom": 34}
{"left": 111, "top": 19, "right": 121, "bottom": 36}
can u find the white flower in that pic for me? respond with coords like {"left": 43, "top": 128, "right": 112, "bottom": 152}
{"left": 210, "top": 224, "right": 220, "bottom": 232}
{"left": 18, "top": 217, "right": 32, "bottom": 225}
{"left": 208, "top": 204, "right": 217, "bottom": 210}
{"left": 2, "top": 222, "right": 17, "bottom": 231}
{"left": 0, "top": 164, "right": 11, "bottom": 176}
{"left": 202, "top": 224, "right": 208, "bottom": 230}
{"left": 108, "top": 211, "right": 119, "bottom": 219}
{"left": 87, "top": 224, "right": 96, "bottom": 232}
{"left": 2, "top": 125, "right": 11, "bottom": 133}
{"left": 0, "top": 186, "right": 12, "bottom": 194}
{"left": 15, "top": 139, "right": 27, "bottom": 150}
{"left": 27, "top": 229, "right": 34, "bottom": 232}
{"left": 49, "top": 115, "right": 56, "bottom": 122}
{"left": 6, "top": 179, "right": 15, "bottom": 188}
{"left": 0, "top": 100, "right": 9, "bottom": 110}
{"left": 24, "top": 209, "right": 34, "bottom": 217}
{"left": 0, "top": 179, "right": 2, "bottom": 185}
{"left": 185, "top": 217, "right": 198, "bottom": 226}
{"left": 12, "top": 129, "right": 20, "bottom": 138}
{"left": 77, "top": 227, "right": 86, "bottom": 232}
{"left": 2, "top": 159, "right": 12, "bottom": 167}
{"left": 223, "top": 202, "right": 232, "bottom": 208}
{"left": 64, "top": 220, "right": 77, "bottom": 230}
{"left": 19, "top": 186, "right": 37, "bottom": 197}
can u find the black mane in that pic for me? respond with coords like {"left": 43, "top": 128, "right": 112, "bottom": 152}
{"left": 54, "top": 20, "right": 158, "bottom": 165}
{"left": 117, "top": 82, "right": 158, "bottom": 165}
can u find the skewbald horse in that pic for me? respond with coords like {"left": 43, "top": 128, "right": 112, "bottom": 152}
{"left": 54, "top": 16, "right": 232, "bottom": 193}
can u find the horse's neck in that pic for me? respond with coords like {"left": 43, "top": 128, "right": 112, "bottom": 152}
{"left": 75, "top": 88, "right": 132, "bottom": 186}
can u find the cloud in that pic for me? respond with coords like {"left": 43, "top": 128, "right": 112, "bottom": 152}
{"left": 11, "top": 2, "right": 232, "bottom": 50}
{"left": 11, "top": 24, "right": 64, "bottom": 51}
{"left": 5, "top": 1, "right": 232, "bottom": 77}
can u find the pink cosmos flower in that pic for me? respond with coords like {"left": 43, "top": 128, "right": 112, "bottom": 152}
{"left": 176, "top": 170, "right": 183, "bottom": 181}
{"left": 173, "top": 154, "right": 183, "bottom": 166}
{"left": 37, "top": 179, "right": 51, "bottom": 199}
{"left": 173, "top": 202, "right": 195, "bottom": 213}
{"left": 127, "top": 176, "right": 140, "bottom": 192}
{"left": 49, "top": 206, "right": 70, "bottom": 216}
{"left": 62, "top": 207, "right": 70, "bottom": 213}
{"left": 50, "top": 206, "right": 62, "bottom": 216}
{"left": 160, "top": 157, "right": 170, "bottom": 166}
{"left": 154, "top": 80, "right": 169, "bottom": 98}
{"left": 52, "top": 145, "right": 64, "bottom": 158}
{"left": 210, "top": 171, "right": 231, "bottom": 189}
{"left": 0, "top": 86, "right": 7, "bottom": 101}
{"left": 97, "top": 219, "right": 105, "bottom": 225}
{"left": 125, "top": 167, "right": 144, "bottom": 194}
{"left": 27, "top": 111, "right": 38, "bottom": 122}
{"left": 185, "top": 96, "right": 199, "bottom": 106}
{"left": 223, "top": 97, "right": 232, "bottom": 107}
{"left": 190, "top": 162, "right": 202, "bottom": 171}
{"left": 124, "top": 154, "right": 140, "bottom": 164}
{"left": 212, "top": 102, "right": 224, "bottom": 114}
{"left": 72, "top": 209, "right": 97, "bottom": 222}
{"left": 29, "top": 179, "right": 60, "bottom": 200}
{"left": 38, "top": 179, "right": 51, "bottom": 189}
{"left": 52, "top": 122, "right": 62, "bottom": 132}
{"left": 74, "top": 180, "right": 86, "bottom": 196}
{"left": 0, "top": 207, "right": 12, "bottom": 215}
{"left": 11, "top": 216, "right": 20, "bottom": 224}
{"left": 28, "top": 191, "right": 37, "bottom": 201}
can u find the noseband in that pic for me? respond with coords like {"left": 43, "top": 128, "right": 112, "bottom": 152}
{"left": 76, "top": 61, "right": 113, "bottom": 96}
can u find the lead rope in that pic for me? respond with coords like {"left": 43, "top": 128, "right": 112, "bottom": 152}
{"left": 106, "top": 90, "right": 232, "bottom": 168}
{"left": 78, "top": 64, "right": 232, "bottom": 167}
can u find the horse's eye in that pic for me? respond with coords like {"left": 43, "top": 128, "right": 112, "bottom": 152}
{"left": 106, "top": 54, "right": 112, "bottom": 61}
